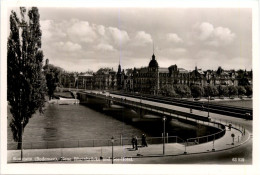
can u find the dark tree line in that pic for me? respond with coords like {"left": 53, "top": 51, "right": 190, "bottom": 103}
{"left": 160, "top": 84, "right": 252, "bottom": 99}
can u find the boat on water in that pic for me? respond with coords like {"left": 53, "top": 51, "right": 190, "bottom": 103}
{"left": 49, "top": 97, "right": 79, "bottom": 105}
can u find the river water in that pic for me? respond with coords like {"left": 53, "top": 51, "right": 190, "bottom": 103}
{"left": 7, "top": 103, "right": 218, "bottom": 149}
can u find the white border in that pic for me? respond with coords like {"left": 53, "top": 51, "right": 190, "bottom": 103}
{"left": 1, "top": 0, "right": 259, "bottom": 174}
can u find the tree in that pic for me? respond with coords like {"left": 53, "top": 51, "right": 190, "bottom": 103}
{"left": 43, "top": 64, "right": 62, "bottom": 100}
{"left": 174, "top": 85, "right": 191, "bottom": 98}
{"left": 237, "top": 86, "right": 246, "bottom": 97}
{"left": 161, "top": 84, "right": 177, "bottom": 97}
{"left": 237, "top": 69, "right": 250, "bottom": 86}
{"left": 216, "top": 66, "right": 223, "bottom": 76}
{"left": 8, "top": 7, "right": 46, "bottom": 149}
{"left": 204, "top": 85, "right": 218, "bottom": 97}
{"left": 244, "top": 85, "right": 252, "bottom": 97}
{"left": 190, "top": 85, "right": 204, "bottom": 98}
{"left": 218, "top": 85, "right": 229, "bottom": 97}
{"left": 228, "top": 86, "right": 238, "bottom": 98}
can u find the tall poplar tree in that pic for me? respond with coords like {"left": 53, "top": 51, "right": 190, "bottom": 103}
{"left": 7, "top": 7, "right": 46, "bottom": 149}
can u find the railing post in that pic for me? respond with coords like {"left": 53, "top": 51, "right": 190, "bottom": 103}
{"left": 184, "top": 140, "right": 187, "bottom": 154}
{"left": 212, "top": 135, "right": 215, "bottom": 151}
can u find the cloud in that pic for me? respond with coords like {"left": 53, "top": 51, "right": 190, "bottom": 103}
{"left": 38, "top": 8, "right": 251, "bottom": 72}
{"left": 196, "top": 22, "right": 214, "bottom": 41}
{"left": 213, "top": 27, "right": 235, "bottom": 43}
{"left": 194, "top": 22, "right": 236, "bottom": 46}
{"left": 107, "top": 27, "right": 130, "bottom": 45}
{"left": 167, "top": 33, "right": 183, "bottom": 43}
{"left": 160, "top": 48, "right": 187, "bottom": 55}
{"left": 158, "top": 48, "right": 188, "bottom": 64}
{"left": 40, "top": 20, "right": 66, "bottom": 41}
{"left": 41, "top": 19, "right": 130, "bottom": 47}
{"left": 67, "top": 19, "right": 97, "bottom": 43}
{"left": 96, "top": 43, "right": 115, "bottom": 52}
{"left": 132, "top": 31, "right": 153, "bottom": 46}
{"left": 95, "top": 24, "right": 105, "bottom": 36}
{"left": 54, "top": 41, "right": 82, "bottom": 51}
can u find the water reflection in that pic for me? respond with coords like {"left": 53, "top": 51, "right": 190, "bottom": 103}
{"left": 8, "top": 103, "right": 218, "bottom": 144}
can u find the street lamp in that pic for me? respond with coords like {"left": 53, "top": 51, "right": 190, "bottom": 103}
{"left": 184, "top": 140, "right": 187, "bottom": 154}
{"left": 162, "top": 116, "right": 166, "bottom": 155}
{"left": 212, "top": 135, "right": 215, "bottom": 151}
{"left": 111, "top": 136, "right": 114, "bottom": 164}
{"left": 21, "top": 121, "right": 24, "bottom": 161}
{"left": 208, "top": 95, "right": 210, "bottom": 118}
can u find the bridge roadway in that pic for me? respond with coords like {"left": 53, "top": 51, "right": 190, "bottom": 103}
{"left": 78, "top": 90, "right": 212, "bottom": 122}
{"left": 111, "top": 92, "right": 252, "bottom": 119}
{"left": 77, "top": 90, "right": 252, "bottom": 125}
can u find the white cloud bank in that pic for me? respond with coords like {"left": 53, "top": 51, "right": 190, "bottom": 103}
{"left": 194, "top": 22, "right": 236, "bottom": 46}
{"left": 132, "top": 31, "right": 153, "bottom": 46}
{"left": 167, "top": 33, "right": 183, "bottom": 43}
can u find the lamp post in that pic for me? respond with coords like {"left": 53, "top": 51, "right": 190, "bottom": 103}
{"left": 184, "top": 140, "right": 187, "bottom": 154}
{"left": 212, "top": 135, "right": 215, "bottom": 151}
{"left": 208, "top": 95, "right": 210, "bottom": 118}
{"left": 21, "top": 121, "right": 24, "bottom": 160}
{"left": 162, "top": 116, "right": 166, "bottom": 155}
{"left": 111, "top": 136, "right": 114, "bottom": 164}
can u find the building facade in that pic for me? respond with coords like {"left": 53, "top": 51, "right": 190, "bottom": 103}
{"left": 93, "top": 68, "right": 117, "bottom": 90}
{"left": 58, "top": 52, "right": 252, "bottom": 93}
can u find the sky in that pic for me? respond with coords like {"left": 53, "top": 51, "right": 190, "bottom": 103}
{"left": 11, "top": 7, "right": 253, "bottom": 72}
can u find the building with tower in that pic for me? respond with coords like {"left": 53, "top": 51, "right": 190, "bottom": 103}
{"left": 131, "top": 52, "right": 190, "bottom": 94}
{"left": 117, "top": 62, "right": 124, "bottom": 90}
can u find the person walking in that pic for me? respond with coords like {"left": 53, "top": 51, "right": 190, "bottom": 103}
{"left": 142, "top": 134, "right": 148, "bottom": 147}
{"left": 135, "top": 136, "right": 138, "bottom": 150}
{"left": 131, "top": 136, "right": 135, "bottom": 149}
{"left": 142, "top": 134, "right": 145, "bottom": 147}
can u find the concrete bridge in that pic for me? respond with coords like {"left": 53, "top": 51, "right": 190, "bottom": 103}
{"left": 76, "top": 91, "right": 211, "bottom": 123}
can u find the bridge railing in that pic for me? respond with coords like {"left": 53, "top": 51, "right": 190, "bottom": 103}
{"left": 7, "top": 135, "right": 189, "bottom": 150}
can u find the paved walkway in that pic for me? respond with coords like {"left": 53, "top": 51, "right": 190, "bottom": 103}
{"left": 8, "top": 125, "right": 249, "bottom": 163}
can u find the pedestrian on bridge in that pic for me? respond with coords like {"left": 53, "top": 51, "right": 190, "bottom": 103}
{"left": 135, "top": 136, "right": 138, "bottom": 150}
{"left": 131, "top": 136, "right": 135, "bottom": 149}
{"left": 142, "top": 134, "right": 148, "bottom": 147}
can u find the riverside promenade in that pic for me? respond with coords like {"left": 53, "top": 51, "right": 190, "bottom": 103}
{"left": 8, "top": 123, "right": 250, "bottom": 164}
